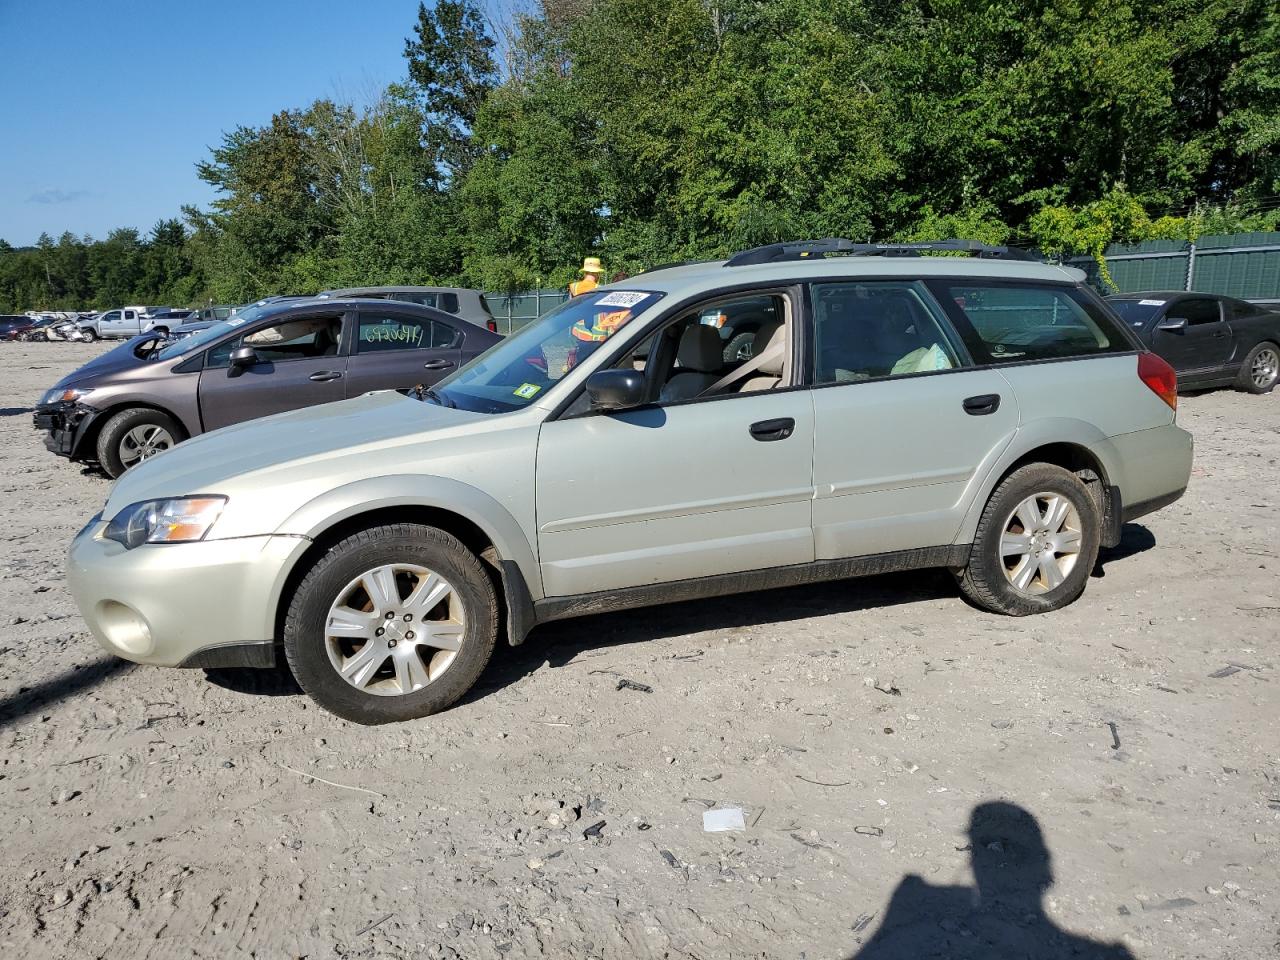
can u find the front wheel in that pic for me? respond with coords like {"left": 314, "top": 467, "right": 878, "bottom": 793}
{"left": 95, "top": 407, "right": 185, "bottom": 478}
{"left": 80, "top": 328, "right": 97, "bottom": 342}
{"left": 1236, "top": 342, "right": 1279, "bottom": 394}
{"left": 283, "top": 524, "right": 499, "bottom": 724}
{"left": 956, "top": 463, "right": 1101, "bottom": 616}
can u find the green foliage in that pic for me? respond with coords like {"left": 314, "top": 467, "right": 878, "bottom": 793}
{"left": 3, "top": 0, "right": 1278, "bottom": 311}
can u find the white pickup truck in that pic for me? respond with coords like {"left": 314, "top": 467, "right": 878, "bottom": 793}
{"left": 79, "top": 306, "right": 173, "bottom": 341}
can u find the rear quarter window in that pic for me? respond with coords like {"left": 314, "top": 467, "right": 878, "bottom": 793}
{"left": 931, "top": 282, "right": 1132, "bottom": 364}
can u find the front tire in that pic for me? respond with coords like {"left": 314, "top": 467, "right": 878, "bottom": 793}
{"left": 80, "top": 328, "right": 97, "bottom": 342}
{"left": 283, "top": 524, "right": 499, "bottom": 724}
{"left": 956, "top": 464, "right": 1101, "bottom": 616}
{"left": 95, "top": 408, "right": 185, "bottom": 478}
{"left": 1236, "top": 342, "right": 1279, "bottom": 394}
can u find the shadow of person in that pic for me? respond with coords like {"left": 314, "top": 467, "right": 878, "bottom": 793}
{"left": 850, "top": 802, "right": 1133, "bottom": 959}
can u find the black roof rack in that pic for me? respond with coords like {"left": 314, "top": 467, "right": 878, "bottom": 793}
{"left": 724, "top": 238, "right": 1042, "bottom": 267}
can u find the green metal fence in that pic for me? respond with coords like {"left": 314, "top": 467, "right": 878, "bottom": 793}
{"left": 482, "top": 289, "right": 570, "bottom": 335}
{"left": 1068, "top": 232, "right": 1280, "bottom": 300}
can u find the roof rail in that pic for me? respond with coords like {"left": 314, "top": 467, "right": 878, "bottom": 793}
{"left": 724, "top": 238, "right": 1042, "bottom": 267}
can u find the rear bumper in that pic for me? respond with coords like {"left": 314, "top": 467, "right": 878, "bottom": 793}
{"left": 1109, "top": 423, "right": 1194, "bottom": 521}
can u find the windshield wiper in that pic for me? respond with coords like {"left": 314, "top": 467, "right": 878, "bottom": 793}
{"left": 420, "top": 386, "right": 455, "bottom": 408}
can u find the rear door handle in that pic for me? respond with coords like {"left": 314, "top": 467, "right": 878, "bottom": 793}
{"left": 422, "top": 359, "right": 456, "bottom": 371}
{"left": 963, "top": 393, "right": 1001, "bottom": 416}
{"left": 749, "top": 417, "right": 795, "bottom": 442}
{"left": 309, "top": 371, "right": 343, "bottom": 382}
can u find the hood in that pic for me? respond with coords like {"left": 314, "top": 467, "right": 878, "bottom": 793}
{"left": 103, "top": 391, "right": 491, "bottom": 517}
{"left": 49, "top": 336, "right": 169, "bottom": 392}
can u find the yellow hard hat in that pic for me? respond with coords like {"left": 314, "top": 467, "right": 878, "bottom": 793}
{"left": 580, "top": 256, "right": 604, "bottom": 274}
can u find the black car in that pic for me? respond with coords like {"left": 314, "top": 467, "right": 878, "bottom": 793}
{"left": 1107, "top": 292, "right": 1280, "bottom": 394}
{"left": 0, "top": 315, "right": 31, "bottom": 338}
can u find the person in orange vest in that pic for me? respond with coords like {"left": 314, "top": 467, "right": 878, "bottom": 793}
{"left": 568, "top": 257, "right": 604, "bottom": 297}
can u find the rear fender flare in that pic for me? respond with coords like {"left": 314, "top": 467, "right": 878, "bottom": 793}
{"left": 952, "top": 419, "right": 1122, "bottom": 547}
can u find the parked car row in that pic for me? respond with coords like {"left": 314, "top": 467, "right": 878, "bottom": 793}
{"left": 44, "top": 239, "right": 1206, "bottom": 727}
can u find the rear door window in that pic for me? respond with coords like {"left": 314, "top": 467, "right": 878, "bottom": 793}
{"left": 932, "top": 282, "right": 1130, "bottom": 363}
{"left": 356, "top": 312, "right": 458, "bottom": 352}
{"left": 811, "top": 281, "right": 963, "bottom": 383}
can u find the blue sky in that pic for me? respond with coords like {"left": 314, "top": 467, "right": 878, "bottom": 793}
{"left": 0, "top": 0, "right": 486, "bottom": 247}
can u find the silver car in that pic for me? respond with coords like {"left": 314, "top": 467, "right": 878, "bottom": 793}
{"left": 68, "top": 240, "right": 1193, "bottom": 724}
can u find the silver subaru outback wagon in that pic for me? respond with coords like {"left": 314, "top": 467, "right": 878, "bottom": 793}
{"left": 68, "top": 240, "right": 1193, "bottom": 724}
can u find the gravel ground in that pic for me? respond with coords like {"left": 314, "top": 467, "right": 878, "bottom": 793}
{"left": 1, "top": 340, "right": 1277, "bottom": 960}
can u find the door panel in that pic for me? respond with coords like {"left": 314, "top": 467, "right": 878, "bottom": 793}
{"left": 811, "top": 370, "right": 1017, "bottom": 558}
{"left": 535, "top": 392, "right": 816, "bottom": 597}
{"left": 198, "top": 358, "right": 348, "bottom": 431}
{"left": 1155, "top": 298, "right": 1231, "bottom": 374}
{"left": 344, "top": 311, "right": 461, "bottom": 398}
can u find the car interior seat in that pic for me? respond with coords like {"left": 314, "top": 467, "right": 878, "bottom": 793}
{"left": 660, "top": 324, "right": 725, "bottom": 402}
{"left": 738, "top": 321, "right": 786, "bottom": 391}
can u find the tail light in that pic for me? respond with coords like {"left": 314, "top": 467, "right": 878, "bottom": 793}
{"left": 1138, "top": 352, "right": 1177, "bottom": 410}
{"left": 486, "top": 318, "right": 497, "bottom": 333}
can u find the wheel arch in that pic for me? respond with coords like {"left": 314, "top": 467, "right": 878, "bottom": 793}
{"left": 75, "top": 399, "right": 192, "bottom": 459}
{"left": 269, "top": 476, "right": 542, "bottom": 649}
{"left": 956, "top": 423, "right": 1124, "bottom": 550}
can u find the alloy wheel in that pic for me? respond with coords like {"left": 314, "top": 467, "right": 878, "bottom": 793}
{"left": 1252, "top": 347, "right": 1279, "bottom": 389}
{"left": 999, "top": 492, "right": 1083, "bottom": 595}
{"left": 325, "top": 563, "right": 465, "bottom": 697}
{"left": 118, "top": 425, "right": 174, "bottom": 466}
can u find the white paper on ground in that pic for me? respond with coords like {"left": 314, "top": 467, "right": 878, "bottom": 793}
{"left": 703, "top": 807, "right": 747, "bottom": 832}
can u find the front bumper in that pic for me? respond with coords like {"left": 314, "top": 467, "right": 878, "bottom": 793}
{"left": 67, "top": 517, "right": 311, "bottom": 668}
{"left": 34, "top": 401, "right": 101, "bottom": 459}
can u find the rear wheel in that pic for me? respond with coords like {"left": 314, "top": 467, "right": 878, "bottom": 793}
{"left": 1236, "top": 342, "right": 1279, "bottom": 394}
{"left": 956, "top": 464, "right": 1100, "bottom": 616}
{"left": 283, "top": 524, "right": 499, "bottom": 724}
{"left": 723, "top": 330, "right": 757, "bottom": 363}
{"left": 95, "top": 408, "right": 184, "bottom": 478}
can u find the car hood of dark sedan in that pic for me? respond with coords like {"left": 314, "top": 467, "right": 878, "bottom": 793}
{"left": 48, "top": 336, "right": 171, "bottom": 392}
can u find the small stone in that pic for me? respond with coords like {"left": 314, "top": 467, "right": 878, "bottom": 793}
{"left": 526, "top": 858, "right": 544, "bottom": 871}
{"left": 222, "top": 761, "right": 235, "bottom": 769}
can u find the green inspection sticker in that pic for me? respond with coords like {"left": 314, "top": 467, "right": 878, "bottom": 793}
{"left": 513, "top": 382, "right": 542, "bottom": 399}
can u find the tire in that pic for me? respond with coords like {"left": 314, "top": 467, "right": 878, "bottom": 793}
{"left": 80, "top": 328, "right": 97, "bottom": 342}
{"left": 150, "top": 326, "right": 169, "bottom": 339}
{"left": 1235, "top": 341, "right": 1279, "bottom": 394}
{"left": 723, "top": 330, "right": 757, "bottom": 363}
{"left": 94, "top": 408, "right": 185, "bottom": 478}
{"left": 282, "top": 523, "right": 499, "bottom": 724}
{"left": 956, "top": 463, "right": 1101, "bottom": 616}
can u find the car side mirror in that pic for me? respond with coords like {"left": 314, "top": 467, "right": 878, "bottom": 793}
{"left": 1157, "top": 317, "right": 1188, "bottom": 333}
{"left": 586, "top": 369, "right": 647, "bottom": 411}
{"left": 227, "top": 345, "right": 259, "bottom": 376}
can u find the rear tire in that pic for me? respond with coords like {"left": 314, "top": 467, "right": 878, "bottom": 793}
{"left": 283, "top": 524, "right": 499, "bottom": 724}
{"left": 95, "top": 408, "right": 185, "bottom": 478}
{"left": 956, "top": 463, "right": 1101, "bottom": 616}
{"left": 1236, "top": 342, "right": 1279, "bottom": 394}
{"left": 723, "top": 330, "right": 757, "bottom": 363}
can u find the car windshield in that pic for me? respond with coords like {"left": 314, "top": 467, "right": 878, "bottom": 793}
{"left": 1107, "top": 298, "right": 1164, "bottom": 327}
{"left": 153, "top": 306, "right": 267, "bottom": 360}
{"left": 432, "top": 289, "right": 664, "bottom": 413}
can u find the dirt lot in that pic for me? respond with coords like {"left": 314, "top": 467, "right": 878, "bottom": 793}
{"left": 1, "top": 340, "right": 1277, "bottom": 960}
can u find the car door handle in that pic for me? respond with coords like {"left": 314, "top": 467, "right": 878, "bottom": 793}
{"left": 749, "top": 417, "right": 795, "bottom": 441}
{"left": 963, "top": 393, "right": 1001, "bottom": 416}
{"left": 309, "top": 371, "right": 343, "bottom": 382}
{"left": 422, "top": 359, "right": 455, "bottom": 370}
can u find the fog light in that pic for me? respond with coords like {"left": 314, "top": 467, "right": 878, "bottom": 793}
{"left": 97, "top": 601, "right": 153, "bottom": 656}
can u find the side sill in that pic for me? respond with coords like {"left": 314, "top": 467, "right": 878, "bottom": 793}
{"left": 533, "top": 545, "right": 971, "bottom": 624}
{"left": 177, "top": 640, "right": 277, "bottom": 670}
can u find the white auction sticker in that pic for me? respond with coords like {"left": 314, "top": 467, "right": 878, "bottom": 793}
{"left": 1138, "top": 299, "right": 1166, "bottom": 306}
{"left": 595, "top": 291, "right": 650, "bottom": 308}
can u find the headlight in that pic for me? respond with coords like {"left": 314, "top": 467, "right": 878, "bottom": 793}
{"left": 104, "top": 496, "right": 227, "bottom": 549}
{"left": 41, "top": 386, "right": 89, "bottom": 405}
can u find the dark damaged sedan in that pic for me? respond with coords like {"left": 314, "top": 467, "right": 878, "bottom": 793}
{"left": 34, "top": 297, "right": 502, "bottom": 477}
{"left": 1107, "top": 291, "right": 1280, "bottom": 394}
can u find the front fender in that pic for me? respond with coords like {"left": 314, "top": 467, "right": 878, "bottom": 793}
{"left": 275, "top": 473, "right": 543, "bottom": 602}
{"left": 952, "top": 419, "right": 1123, "bottom": 546}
